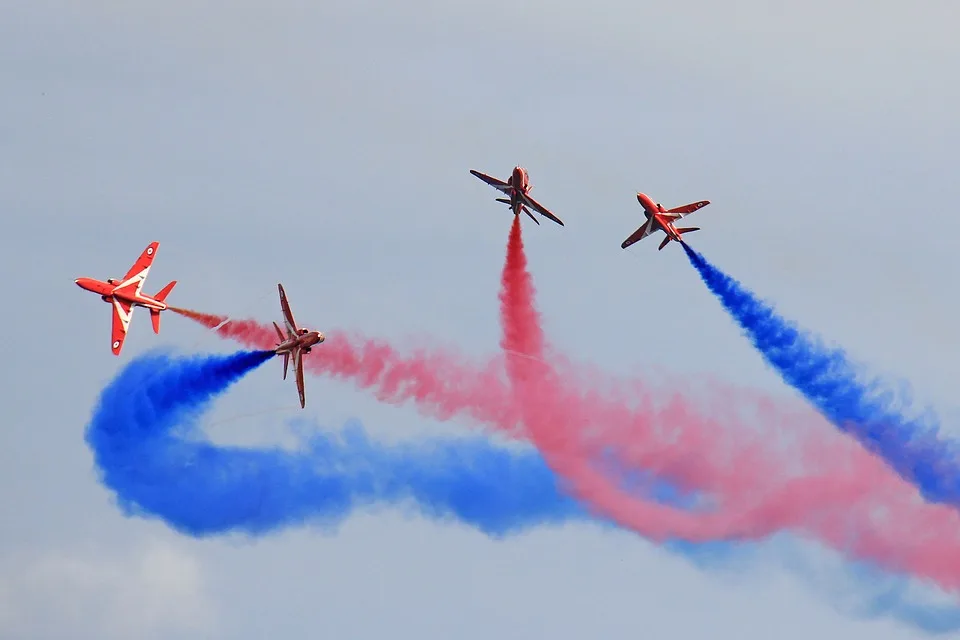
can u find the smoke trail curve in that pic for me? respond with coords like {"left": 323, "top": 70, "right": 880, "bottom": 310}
{"left": 83, "top": 347, "right": 960, "bottom": 632}
{"left": 497, "top": 217, "right": 960, "bottom": 595}
{"left": 84, "top": 348, "right": 580, "bottom": 537}
{"left": 168, "top": 249, "right": 960, "bottom": 593}
{"left": 681, "top": 242, "right": 960, "bottom": 507}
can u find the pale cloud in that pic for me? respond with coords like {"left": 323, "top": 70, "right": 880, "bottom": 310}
{"left": 0, "top": 539, "right": 216, "bottom": 640}
{"left": 66, "top": 0, "right": 960, "bottom": 126}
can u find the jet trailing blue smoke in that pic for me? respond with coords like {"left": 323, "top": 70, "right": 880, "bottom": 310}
{"left": 681, "top": 243, "right": 960, "bottom": 507}
{"left": 84, "top": 349, "right": 584, "bottom": 537}
{"left": 83, "top": 348, "right": 960, "bottom": 633}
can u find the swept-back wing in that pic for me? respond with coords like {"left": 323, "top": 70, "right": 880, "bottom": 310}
{"left": 469, "top": 169, "right": 511, "bottom": 192}
{"left": 621, "top": 220, "right": 656, "bottom": 249}
{"left": 293, "top": 349, "right": 306, "bottom": 408}
{"left": 110, "top": 298, "right": 133, "bottom": 355}
{"left": 521, "top": 194, "right": 564, "bottom": 226}
{"left": 118, "top": 241, "right": 159, "bottom": 292}
{"left": 277, "top": 283, "right": 298, "bottom": 335}
{"left": 665, "top": 201, "right": 710, "bottom": 217}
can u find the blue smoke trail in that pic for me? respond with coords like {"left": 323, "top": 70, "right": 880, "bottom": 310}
{"left": 85, "top": 349, "right": 584, "bottom": 537}
{"left": 681, "top": 243, "right": 960, "bottom": 507}
{"left": 84, "top": 349, "right": 960, "bottom": 633}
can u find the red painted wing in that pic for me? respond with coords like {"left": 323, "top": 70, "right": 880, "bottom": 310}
{"left": 665, "top": 201, "right": 710, "bottom": 216}
{"left": 621, "top": 220, "right": 655, "bottom": 249}
{"left": 277, "top": 283, "right": 298, "bottom": 335}
{"left": 469, "top": 169, "right": 510, "bottom": 191}
{"left": 522, "top": 194, "right": 564, "bottom": 226}
{"left": 110, "top": 298, "right": 133, "bottom": 355}
{"left": 120, "top": 242, "right": 159, "bottom": 285}
{"left": 294, "top": 349, "right": 306, "bottom": 408}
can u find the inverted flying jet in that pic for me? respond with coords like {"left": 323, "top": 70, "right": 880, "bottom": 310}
{"left": 469, "top": 166, "right": 564, "bottom": 226}
{"left": 621, "top": 192, "right": 710, "bottom": 251}
{"left": 272, "top": 283, "right": 325, "bottom": 409}
{"left": 75, "top": 241, "right": 177, "bottom": 355}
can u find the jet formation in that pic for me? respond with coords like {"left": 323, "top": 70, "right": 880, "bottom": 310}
{"left": 76, "top": 166, "right": 715, "bottom": 406}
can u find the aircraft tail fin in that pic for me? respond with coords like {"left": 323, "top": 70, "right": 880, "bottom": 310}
{"left": 272, "top": 321, "right": 285, "bottom": 343}
{"left": 659, "top": 228, "right": 699, "bottom": 251}
{"left": 150, "top": 309, "right": 161, "bottom": 334}
{"left": 153, "top": 280, "right": 177, "bottom": 303}
{"left": 282, "top": 352, "right": 289, "bottom": 380}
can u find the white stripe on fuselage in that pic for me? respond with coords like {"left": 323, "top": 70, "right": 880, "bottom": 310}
{"left": 111, "top": 267, "right": 168, "bottom": 310}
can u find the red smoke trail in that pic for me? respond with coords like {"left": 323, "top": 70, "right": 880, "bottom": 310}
{"left": 171, "top": 250, "right": 960, "bottom": 592}
{"left": 497, "top": 215, "right": 960, "bottom": 592}
{"left": 169, "top": 306, "right": 521, "bottom": 430}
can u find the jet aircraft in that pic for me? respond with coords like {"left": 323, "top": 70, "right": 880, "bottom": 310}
{"left": 469, "top": 166, "right": 564, "bottom": 226}
{"left": 75, "top": 241, "right": 177, "bottom": 355}
{"left": 621, "top": 193, "right": 710, "bottom": 251}
{"left": 271, "top": 283, "right": 325, "bottom": 409}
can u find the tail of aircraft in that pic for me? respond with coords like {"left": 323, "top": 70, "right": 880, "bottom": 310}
{"left": 496, "top": 198, "right": 540, "bottom": 225}
{"left": 658, "top": 227, "right": 700, "bottom": 251}
{"left": 149, "top": 281, "right": 178, "bottom": 333}
{"left": 154, "top": 280, "right": 177, "bottom": 302}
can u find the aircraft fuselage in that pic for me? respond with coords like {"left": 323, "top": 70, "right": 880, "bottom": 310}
{"left": 74, "top": 277, "right": 168, "bottom": 311}
{"left": 636, "top": 192, "right": 681, "bottom": 241}
{"left": 275, "top": 331, "right": 325, "bottom": 355}
{"left": 506, "top": 166, "right": 531, "bottom": 214}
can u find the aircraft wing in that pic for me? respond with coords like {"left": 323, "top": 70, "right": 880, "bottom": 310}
{"left": 665, "top": 200, "right": 710, "bottom": 218}
{"left": 110, "top": 298, "right": 133, "bottom": 355}
{"left": 621, "top": 220, "right": 656, "bottom": 249}
{"left": 521, "top": 194, "right": 564, "bottom": 226}
{"left": 277, "top": 283, "right": 298, "bottom": 336}
{"left": 293, "top": 348, "right": 306, "bottom": 408}
{"left": 118, "top": 242, "right": 159, "bottom": 293}
{"left": 469, "top": 169, "right": 511, "bottom": 193}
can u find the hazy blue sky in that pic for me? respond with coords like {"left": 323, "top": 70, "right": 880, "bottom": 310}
{"left": 2, "top": 1, "right": 959, "bottom": 638}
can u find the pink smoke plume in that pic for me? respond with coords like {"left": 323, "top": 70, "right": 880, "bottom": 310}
{"left": 497, "top": 215, "right": 960, "bottom": 592}
{"left": 172, "top": 228, "right": 960, "bottom": 594}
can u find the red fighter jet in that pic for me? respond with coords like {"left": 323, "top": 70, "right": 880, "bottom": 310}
{"left": 272, "top": 283, "right": 325, "bottom": 409}
{"left": 469, "top": 166, "right": 564, "bottom": 226}
{"left": 75, "top": 241, "right": 177, "bottom": 355}
{"left": 621, "top": 192, "right": 711, "bottom": 251}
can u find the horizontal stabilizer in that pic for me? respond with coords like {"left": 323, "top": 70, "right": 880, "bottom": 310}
{"left": 677, "top": 227, "right": 700, "bottom": 235}
{"left": 658, "top": 235, "right": 672, "bottom": 251}
{"left": 154, "top": 280, "right": 177, "bottom": 302}
{"left": 150, "top": 309, "right": 161, "bottom": 334}
{"left": 495, "top": 198, "right": 511, "bottom": 205}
